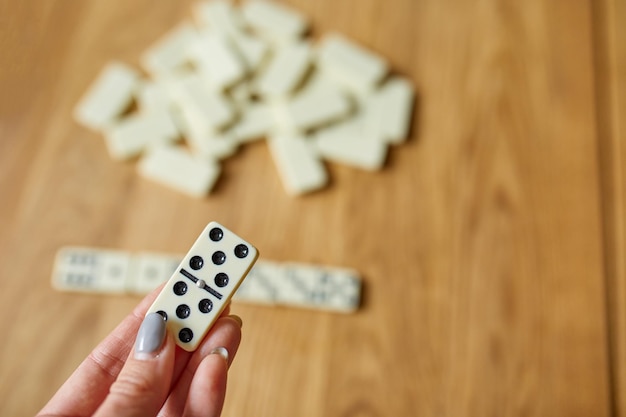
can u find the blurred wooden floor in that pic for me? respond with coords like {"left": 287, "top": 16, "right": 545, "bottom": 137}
{"left": 0, "top": 0, "right": 624, "bottom": 416}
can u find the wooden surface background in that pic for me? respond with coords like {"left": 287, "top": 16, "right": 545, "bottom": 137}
{"left": 0, "top": 0, "right": 623, "bottom": 416}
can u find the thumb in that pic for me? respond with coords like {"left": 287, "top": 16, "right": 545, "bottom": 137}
{"left": 94, "top": 313, "right": 175, "bottom": 417}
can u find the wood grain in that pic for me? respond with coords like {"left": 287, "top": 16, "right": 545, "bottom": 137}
{"left": 0, "top": 1, "right": 613, "bottom": 416}
{"left": 592, "top": 0, "right": 626, "bottom": 415}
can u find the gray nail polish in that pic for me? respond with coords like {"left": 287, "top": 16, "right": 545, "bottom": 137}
{"left": 135, "top": 313, "right": 166, "bottom": 356}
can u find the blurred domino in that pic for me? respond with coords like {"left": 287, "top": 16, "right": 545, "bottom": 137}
{"left": 130, "top": 252, "right": 183, "bottom": 295}
{"left": 168, "top": 104, "right": 239, "bottom": 160}
{"left": 267, "top": 134, "right": 327, "bottom": 195}
{"left": 141, "top": 23, "right": 199, "bottom": 76}
{"left": 232, "top": 260, "right": 283, "bottom": 305}
{"left": 52, "top": 248, "right": 182, "bottom": 295}
{"left": 52, "top": 247, "right": 132, "bottom": 294}
{"left": 189, "top": 32, "right": 246, "bottom": 89}
{"left": 74, "top": 62, "right": 139, "bottom": 131}
{"left": 146, "top": 221, "right": 259, "bottom": 351}
{"left": 230, "top": 102, "right": 272, "bottom": 143}
{"left": 255, "top": 42, "right": 312, "bottom": 97}
{"left": 241, "top": 0, "right": 308, "bottom": 42}
{"left": 273, "top": 74, "right": 351, "bottom": 132}
{"left": 279, "top": 263, "right": 361, "bottom": 312}
{"left": 317, "top": 32, "right": 388, "bottom": 95}
{"left": 193, "top": 0, "right": 245, "bottom": 36}
{"left": 230, "top": 32, "right": 270, "bottom": 73}
{"left": 363, "top": 76, "right": 415, "bottom": 144}
{"left": 73, "top": 1, "right": 417, "bottom": 198}
{"left": 103, "top": 110, "right": 179, "bottom": 160}
{"left": 186, "top": 128, "right": 239, "bottom": 160}
{"left": 51, "top": 247, "right": 362, "bottom": 313}
{"left": 168, "top": 73, "right": 236, "bottom": 131}
{"left": 314, "top": 117, "right": 388, "bottom": 170}
{"left": 136, "top": 81, "right": 173, "bottom": 113}
{"left": 234, "top": 261, "right": 362, "bottom": 312}
{"left": 138, "top": 146, "right": 221, "bottom": 197}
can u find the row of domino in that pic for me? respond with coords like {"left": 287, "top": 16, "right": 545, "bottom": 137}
{"left": 74, "top": 0, "right": 415, "bottom": 197}
{"left": 52, "top": 247, "right": 361, "bottom": 313}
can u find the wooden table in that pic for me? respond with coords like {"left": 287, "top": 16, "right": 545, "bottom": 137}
{"left": 1, "top": 1, "right": 624, "bottom": 416}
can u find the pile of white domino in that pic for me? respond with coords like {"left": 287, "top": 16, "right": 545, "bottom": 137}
{"left": 52, "top": 247, "right": 361, "bottom": 313}
{"left": 74, "top": 0, "right": 415, "bottom": 197}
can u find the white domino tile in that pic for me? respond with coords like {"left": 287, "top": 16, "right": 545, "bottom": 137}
{"left": 317, "top": 32, "right": 388, "bottom": 95}
{"left": 314, "top": 117, "right": 388, "bottom": 171}
{"left": 193, "top": 0, "right": 245, "bottom": 36}
{"left": 167, "top": 73, "right": 235, "bottom": 131}
{"left": 138, "top": 146, "right": 221, "bottom": 197}
{"left": 74, "top": 62, "right": 139, "bottom": 131}
{"left": 52, "top": 247, "right": 132, "bottom": 294}
{"left": 129, "top": 252, "right": 183, "bottom": 295}
{"left": 103, "top": 110, "right": 179, "bottom": 160}
{"left": 73, "top": 1, "right": 416, "bottom": 198}
{"left": 232, "top": 260, "right": 283, "bottom": 305}
{"left": 280, "top": 263, "right": 361, "bottom": 312}
{"left": 230, "top": 32, "right": 270, "bottom": 73}
{"left": 255, "top": 41, "right": 312, "bottom": 97}
{"left": 135, "top": 81, "right": 173, "bottom": 114}
{"left": 52, "top": 247, "right": 362, "bottom": 313}
{"left": 234, "top": 260, "right": 362, "bottom": 312}
{"left": 167, "top": 99, "right": 238, "bottom": 160}
{"left": 187, "top": 131, "right": 240, "bottom": 160}
{"left": 141, "top": 23, "right": 200, "bottom": 76}
{"left": 362, "top": 76, "right": 415, "bottom": 144}
{"left": 168, "top": 103, "right": 206, "bottom": 145}
{"left": 272, "top": 74, "right": 351, "bottom": 132}
{"left": 146, "top": 221, "right": 259, "bottom": 351}
{"left": 188, "top": 32, "right": 246, "bottom": 89}
{"left": 230, "top": 102, "right": 273, "bottom": 143}
{"left": 267, "top": 134, "right": 327, "bottom": 195}
{"left": 241, "top": 0, "right": 308, "bottom": 42}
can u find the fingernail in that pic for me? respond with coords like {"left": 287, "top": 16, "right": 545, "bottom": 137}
{"left": 229, "top": 314, "right": 243, "bottom": 328}
{"left": 210, "top": 346, "right": 229, "bottom": 363}
{"left": 135, "top": 313, "right": 166, "bottom": 359}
